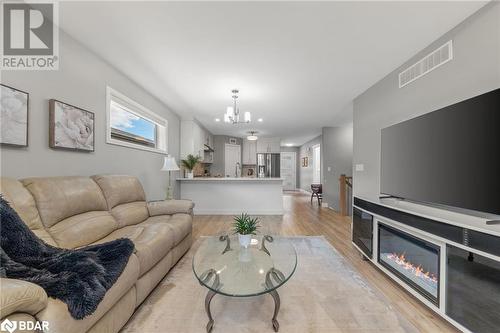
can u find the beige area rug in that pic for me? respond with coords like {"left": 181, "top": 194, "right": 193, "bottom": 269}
{"left": 121, "top": 237, "right": 418, "bottom": 333}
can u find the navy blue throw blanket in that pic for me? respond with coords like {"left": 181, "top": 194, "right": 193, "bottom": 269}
{"left": 0, "top": 196, "right": 135, "bottom": 319}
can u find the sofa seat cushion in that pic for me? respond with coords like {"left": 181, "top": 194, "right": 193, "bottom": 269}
{"left": 92, "top": 224, "right": 174, "bottom": 276}
{"left": 35, "top": 254, "right": 139, "bottom": 333}
{"left": 140, "top": 213, "right": 192, "bottom": 247}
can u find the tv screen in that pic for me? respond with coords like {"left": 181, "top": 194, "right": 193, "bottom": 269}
{"left": 380, "top": 88, "right": 500, "bottom": 216}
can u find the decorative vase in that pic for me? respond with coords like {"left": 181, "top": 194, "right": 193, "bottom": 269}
{"left": 187, "top": 171, "right": 194, "bottom": 179}
{"left": 238, "top": 234, "right": 252, "bottom": 248}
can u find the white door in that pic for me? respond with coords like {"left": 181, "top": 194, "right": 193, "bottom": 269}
{"left": 312, "top": 144, "right": 321, "bottom": 184}
{"left": 225, "top": 144, "right": 241, "bottom": 177}
{"left": 280, "top": 152, "right": 296, "bottom": 190}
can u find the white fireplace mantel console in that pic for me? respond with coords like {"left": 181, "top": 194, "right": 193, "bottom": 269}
{"left": 352, "top": 195, "right": 500, "bottom": 333}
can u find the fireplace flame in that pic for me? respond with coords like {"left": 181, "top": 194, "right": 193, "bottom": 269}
{"left": 386, "top": 253, "right": 438, "bottom": 283}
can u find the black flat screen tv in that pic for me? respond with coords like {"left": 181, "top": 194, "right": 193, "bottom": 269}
{"left": 380, "top": 88, "right": 500, "bottom": 216}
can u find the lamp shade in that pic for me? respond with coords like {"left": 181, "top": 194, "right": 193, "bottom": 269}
{"left": 161, "top": 156, "right": 179, "bottom": 171}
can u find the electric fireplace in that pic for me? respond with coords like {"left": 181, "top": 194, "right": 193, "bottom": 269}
{"left": 353, "top": 207, "right": 373, "bottom": 259}
{"left": 378, "top": 224, "right": 440, "bottom": 305}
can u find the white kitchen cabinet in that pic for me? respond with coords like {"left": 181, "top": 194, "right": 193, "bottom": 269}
{"left": 242, "top": 139, "right": 257, "bottom": 165}
{"left": 268, "top": 138, "right": 281, "bottom": 153}
{"left": 256, "top": 138, "right": 268, "bottom": 153}
{"left": 256, "top": 137, "right": 281, "bottom": 153}
{"left": 205, "top": 133, "right": 213, "bottom": 148}
{"left": 181, "top": 120, "right": 212, "bottom": 159}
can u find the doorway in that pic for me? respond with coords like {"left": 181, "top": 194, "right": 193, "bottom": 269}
{"left": 280, "top": 152, "right": 297, "bottom": 190}
{"left": 224, "top": 144, "right": 241, "bottom": 177}
{"left": 312, "top": 144, "right": 321, "bottom": 184}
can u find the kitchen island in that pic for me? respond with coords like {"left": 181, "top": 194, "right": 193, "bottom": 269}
{"left": 177, "top": 177, "right": 284, "bottom": 215}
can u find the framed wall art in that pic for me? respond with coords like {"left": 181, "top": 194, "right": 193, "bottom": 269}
{"left": 49, "top": 99, "right": 95, "bottom": 152}
{"left": 1, "top": 84, "right": 29, "bottom": 147}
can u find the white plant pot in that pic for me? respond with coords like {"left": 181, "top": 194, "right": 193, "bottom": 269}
{"left": 187, "top": 172, "right": 194, "bottom": 179}
{"left": 238, "top": 234, "right": 252, "bottom": 248}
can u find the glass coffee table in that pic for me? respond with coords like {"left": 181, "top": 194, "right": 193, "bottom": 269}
{"left": 193, "top": 235, "right": 297, "bottom": 332}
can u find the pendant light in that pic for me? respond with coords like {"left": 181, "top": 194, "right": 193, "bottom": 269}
{"left": 247, "top": 131, "right": 258, "bottom": 141}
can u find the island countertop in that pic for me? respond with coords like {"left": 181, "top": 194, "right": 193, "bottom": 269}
{"left": 177, "top": 177, "right": 283, "bottom": 181}
{"left": 177, "top": 177, "right": 284, "bottom": 215}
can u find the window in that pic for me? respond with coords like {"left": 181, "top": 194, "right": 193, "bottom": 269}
{"left": 106, "top": 87, "right": 167, "bottom": 154}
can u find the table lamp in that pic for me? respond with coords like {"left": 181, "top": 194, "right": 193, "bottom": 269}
{"left": 161, "top": 155, "right": 180, "bottom": 200}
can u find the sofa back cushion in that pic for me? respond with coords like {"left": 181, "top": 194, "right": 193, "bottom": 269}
{"left": 21, "top": 176, "right": 118, "bottom": 248}
{"left": 0, "top": 178, "right": 58, "bottom": 246}
{"left": 92, "top": 175, "right": 149, "bottom": 227}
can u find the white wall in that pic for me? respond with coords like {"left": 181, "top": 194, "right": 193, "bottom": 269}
{"left": 0, "top": 31, "right": 182, "bottom": 200}
{"left": 353, "top": 2, "right": 500, "bottom": 198}
{"left": 322, "top": 126, "right": 353, "bottom": 210}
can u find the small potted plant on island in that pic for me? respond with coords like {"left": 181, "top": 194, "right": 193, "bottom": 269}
{"left": 233, "top": 213, "right": 260, "bottom": 248}
{"left": 181, "top": 154, "right": 201, "bottom": 179}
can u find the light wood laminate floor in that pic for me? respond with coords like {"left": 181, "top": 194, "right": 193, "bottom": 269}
{"left": 192, "top": 191, "right": 459, "bottom": 333}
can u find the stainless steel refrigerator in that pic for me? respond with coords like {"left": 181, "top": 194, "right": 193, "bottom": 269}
{"left": 257, "top": 153, "right": 280, "bottom": 178}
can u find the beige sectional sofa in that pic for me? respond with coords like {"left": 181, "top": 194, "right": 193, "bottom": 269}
{"left": 0, "top": 175, "right": 194, "bottom": 333}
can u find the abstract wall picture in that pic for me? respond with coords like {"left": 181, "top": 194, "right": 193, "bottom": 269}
{"left": 49, "top": 99, "right": 94, "bottom": 151}
{"left": 1, "top": 84, "right": 28, "bottom": 147}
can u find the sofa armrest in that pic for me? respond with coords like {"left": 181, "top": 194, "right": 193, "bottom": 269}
{"left": 147, "top": 200, "right": 194, "bottom": 216}
{"left": 0, "top": 278, "right": 48, "bottom": 318}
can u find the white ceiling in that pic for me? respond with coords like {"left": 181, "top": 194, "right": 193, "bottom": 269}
{"left": 58, "top": 1, "right": 486, "bottom": 146}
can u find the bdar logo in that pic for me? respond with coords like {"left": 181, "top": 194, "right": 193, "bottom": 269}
{"left": 0, "top": 319, "right": 17, "bottom": 333}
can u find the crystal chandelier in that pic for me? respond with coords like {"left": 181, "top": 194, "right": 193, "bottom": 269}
{"left": 224, "top": 89, "right": 251, "bottom": 124}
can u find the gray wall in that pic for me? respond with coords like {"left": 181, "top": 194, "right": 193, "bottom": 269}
{"left": 280, "top": 146, "right": 300, "bottom": 189}
{"left": 298, "top": 135, "right": 322, "bottom": 192}
{"left": 211, "top": 135, "right": 242, "bottom": 176}
{"left": 322, "top": 126, "right": 353, "bottom": 210}
{"left": 0, "top": 31, "right": 181, "bottom": 200}
{"left": 353, "top": 2, "right": 500, "bottom": 198}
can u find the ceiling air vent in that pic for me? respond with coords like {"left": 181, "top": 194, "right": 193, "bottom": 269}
{"left": 399, "top": 40, "right": 453, "bottom": 88}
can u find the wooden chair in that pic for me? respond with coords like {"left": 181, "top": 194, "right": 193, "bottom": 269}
{"left": 310, "top": 184, "right": 322, "bottom": 205}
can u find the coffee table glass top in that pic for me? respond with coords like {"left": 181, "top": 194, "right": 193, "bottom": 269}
{"left": 193, "top": 235, "right": 297, "bottom": 297}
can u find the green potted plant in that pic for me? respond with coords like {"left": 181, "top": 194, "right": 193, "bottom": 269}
{"left": 233, "top": 213, "right": 260, "bottom": 248}
{"left": 181, "top": 154, "right": 201, "bottom": 179}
